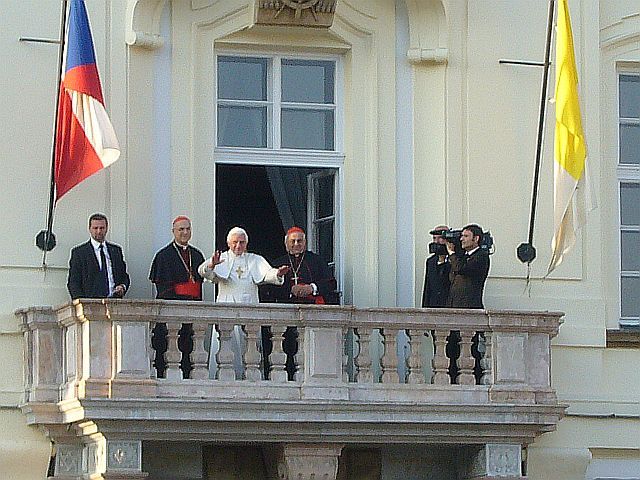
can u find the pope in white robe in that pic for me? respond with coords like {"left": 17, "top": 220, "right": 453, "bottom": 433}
{"left": 198, "top": 249, "right": 284, "bottom": 302}
{"left": 198, "top": 227, "right": 289, "bottom": 378}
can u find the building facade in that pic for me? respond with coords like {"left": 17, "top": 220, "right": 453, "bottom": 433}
{"left": 1, "top": 0, "right": 639, "bottom": 478}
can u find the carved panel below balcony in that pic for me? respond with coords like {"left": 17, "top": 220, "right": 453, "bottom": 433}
{"left": 17, "top": 301, "right": 565, "bottom": 448}
{"left": 255, "top": 0, "right": 337, "bottom": 28}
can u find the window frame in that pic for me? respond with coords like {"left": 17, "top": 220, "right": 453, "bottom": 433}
{"left": 617, "top": 69, "right": 640, "bottom": 328}
{"left": 214, "top": 51, "right": 344, "bottom": 155}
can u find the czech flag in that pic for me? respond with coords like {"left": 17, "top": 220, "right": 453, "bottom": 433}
{"left": 54, "top": 0, "right": 120, "bottom": 201}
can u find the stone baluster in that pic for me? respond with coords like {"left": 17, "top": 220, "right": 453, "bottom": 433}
{"left": 406, "top": 329, "right": 426, "bottom": 384}
{"left": 381, "top": 328, "right": 400, "bottom": 383}
{"left": 295, "top": 326, "right": 306, "bottom": 382}
{"left": 216, "top": 323, "right": 236, "bottom": 381}
{"left": 164, "top": 322, "right": 182, "bottom": 381}
{"left": 432, "top": 329, "right": 450, "bottom": 385}
{"left": 270, "top": 324, "right": 288, "bottom": 382}
{"left": 480, "top": 331, "right": 493, "bottom": 385}
{"left": 244, "top": 324, "right": 262, "bottom": 381}
{"left": 457, "top": 330, "right": 476, "bottom": 385}
{"left": 341, "top": 327, "right": 349, "bottom": 383}
{"left": 354, "top": 328, "right": 373, "bottom": 382}
{"left": 189, "top": 323, "right": 209, "bottom": 380}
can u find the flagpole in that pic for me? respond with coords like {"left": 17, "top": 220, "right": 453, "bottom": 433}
{"left": 36, "top": 0, "right": 69, "bottom": 262}
{"left": 516, "top": 0, "right": 556, "bottom": 265}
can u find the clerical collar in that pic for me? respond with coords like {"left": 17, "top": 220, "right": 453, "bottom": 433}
{"left": 466, "top": 246, "right": 480, "bottom": 256}
{"left": 228, "top": 250, "right": 245, "bottom": 259}
{"left": 173, "top": 242, "right": 189, "bottom": 250}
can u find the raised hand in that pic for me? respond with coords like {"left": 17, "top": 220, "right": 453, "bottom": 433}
{"left": 208, "top": 250, "right": 224, "bottom": 268}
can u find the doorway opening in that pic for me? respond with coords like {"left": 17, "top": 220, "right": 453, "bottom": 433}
{"left": 215, "top": 164, "right": 338, "bottom": 274}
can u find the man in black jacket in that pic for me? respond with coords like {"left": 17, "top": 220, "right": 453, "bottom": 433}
{"left": 446, "top": 224, "right": 490, "bottom": 383}
{"left": 421, "top": 225, "right": 451, "bottom": 308}
{"left": 67, "top": 213, "right": 130, "bottom": 299}
{"left": 447, "top": 224, "right": 490, "bottom": 308}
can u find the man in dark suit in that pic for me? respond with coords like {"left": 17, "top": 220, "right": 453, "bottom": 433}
{"left": 67, "top": 213, "right": 130, "bottom": 299}
{"left": 447, "top": 224, "right": 490, "bottom": 308}
{"left": 421, "top": 225, "right": 451, "bottom": 308}
{"left": 445, "top": 224, "right": 490, "bottom": 383}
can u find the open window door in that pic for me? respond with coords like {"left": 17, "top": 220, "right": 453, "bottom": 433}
{"left": 307, "top": 170, "right": 339, "bottom": 302}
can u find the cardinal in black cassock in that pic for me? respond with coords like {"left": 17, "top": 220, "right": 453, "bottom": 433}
{"left": 262, "top": 226, "right": 338, "bottom": 380}
{"left": 149, "top": 216, "right": 206, "bottom": 377}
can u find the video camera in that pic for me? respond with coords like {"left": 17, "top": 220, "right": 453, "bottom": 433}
{"left": 428, "top": 228, "right": 494, "bottom": 255}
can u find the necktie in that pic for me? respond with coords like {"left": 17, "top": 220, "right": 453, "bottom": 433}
{"left": 99, "top": 244, "right": 110, "bottom": 297}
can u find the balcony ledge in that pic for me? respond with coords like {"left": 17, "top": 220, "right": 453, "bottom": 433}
{"left": 18, "top": 300, "right": 565, "bottom": 447}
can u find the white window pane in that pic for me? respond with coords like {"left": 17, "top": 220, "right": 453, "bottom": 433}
{"left": 621, "top": 276, "right": 640, "bottom": 318}
{"left": 620, "top": 74, "right": 640, "bottom": 119}
{"left": 282, "top": 59, "right": 334, "bottom": 104}
{"left": 218, "top": 56, "right": 267, "bottom": 101}
{"left": 620, "top": 183, "right": 640, "bottom": 226}
{"left": 218, "top": 106, "right": 267, "bottom": 147}
{"left": 281, "top": 109, "right": 334, "bottom": 150}
{"left": 621, "top": 231, "right": 640, "bottom": 271}
{"left": 620, "top": 124, "right": 640, "bottom": 164}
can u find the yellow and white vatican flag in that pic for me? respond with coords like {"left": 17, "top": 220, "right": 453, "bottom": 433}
{"left": 547, "top": 0, "right": 592, "bottom": 276}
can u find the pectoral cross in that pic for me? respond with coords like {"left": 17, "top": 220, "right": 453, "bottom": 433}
{"left": 235, "top": 266, "right": 245, "bottom": 278}
{"left": 292, "top": 273, "right": 299, "bottom": 285}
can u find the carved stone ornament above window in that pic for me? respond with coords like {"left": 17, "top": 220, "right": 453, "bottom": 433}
{"left": 255, "top": 0, "right": 337, "bottom": 28}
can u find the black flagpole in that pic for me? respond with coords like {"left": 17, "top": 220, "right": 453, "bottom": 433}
{"left": 516, "top": 0, "right": 556, "bottom": 265}
{"left": 36, "top": 0, "right": 69, "bottom": 262}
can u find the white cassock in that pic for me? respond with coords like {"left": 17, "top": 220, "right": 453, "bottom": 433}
{"left": 198, "top": 250, "right": 283, "bottom": 303}
{"left": 198, "top": 250, "right": 284, "bottom": 378}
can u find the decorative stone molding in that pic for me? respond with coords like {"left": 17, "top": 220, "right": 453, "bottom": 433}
{"left": 55, "top": 444, "right": 83, "bottom": 477}
{"left": 125, "top": 0, "right": 168, "bottom": 49}
{"left": 467, "top": 444, "right": 524, "bottom": 479}
{"left": 107, "top": 441, "right": 142, "bottom": 471}
{"left": 278, "top": 444, "right": 343, "bottom": 480}
{"left": 255, "top": 0, "right": 338, "bottom": 28}
{"left": 404, "top": 0, "right": 448, "bottom": 65}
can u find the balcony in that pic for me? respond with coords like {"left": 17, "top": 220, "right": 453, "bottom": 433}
{"left": 17, "top": 300, "right": 564, "bottom": 480}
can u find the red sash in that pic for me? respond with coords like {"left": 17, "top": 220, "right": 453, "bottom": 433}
{"left": 174, "top": 280, "right": 201, "bottom": 299}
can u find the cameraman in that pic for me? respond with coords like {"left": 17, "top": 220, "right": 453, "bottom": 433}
{"left": 446, "top": 224, "right": 490, "bottom": 308}
{"left": 421, "top": 225, "right": 451, "bottom": 308}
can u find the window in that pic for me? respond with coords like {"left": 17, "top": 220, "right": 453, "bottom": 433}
{"left": 618, "top": 73, "right": 640, "bottom": 327}
{"left": 216, "top": 55, "right": 337, "bottom": 151}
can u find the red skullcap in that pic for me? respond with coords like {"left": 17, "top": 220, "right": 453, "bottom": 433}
{"left": 172, "top": 215, "right": 191, "bottom": 226}
{"left": 287, "top": 226, "right": 305, "bottom": 236}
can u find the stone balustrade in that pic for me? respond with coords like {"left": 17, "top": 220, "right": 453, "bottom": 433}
{"left": 16, "top": 299, "right": 565, "bottom": 479}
